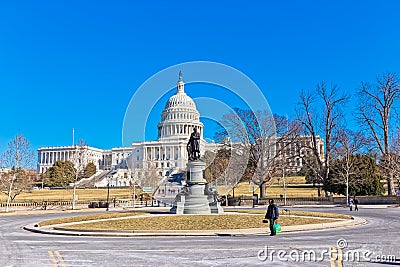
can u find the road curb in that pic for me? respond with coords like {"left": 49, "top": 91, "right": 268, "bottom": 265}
{"left": 23, "top": 216, "right": 366, "bottom": 237}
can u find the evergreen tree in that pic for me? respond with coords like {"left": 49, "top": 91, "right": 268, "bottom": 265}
{"left": 83, "top": 162, "right": 96, "bottom": 178}
{"left": 46, "top": 160, "right": 76, "bottom": 187}
{"left": 328, "top": 154, "right": 384, "bottom": 196}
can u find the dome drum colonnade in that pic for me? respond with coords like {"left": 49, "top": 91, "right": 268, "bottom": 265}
{"left": 157, "top": 71, "right": 203, "bottom": 140}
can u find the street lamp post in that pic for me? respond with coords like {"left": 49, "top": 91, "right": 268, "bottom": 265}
{"left": 133, "top": 182, "right": 136, "bottom": 208}
{"left": 282, "top": 165, "right": 287, "bottom": 206}
{"left": 346, "top": 175, "right": 349, "bottom": 207}
{"left": 106, "top": 182, "right": 110, "bottom": 211}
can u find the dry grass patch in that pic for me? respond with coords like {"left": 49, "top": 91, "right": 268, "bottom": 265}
{"left": 39, "top": 211, "right": 147, "bottom": 226}
{"left": 0, "top": 188, "right": 134, "bottom": 202}
{"left": 218, "top": 178, "right": 321, "bottom": 197}
{"left": 225, "top": 209, "right": 352, "bottom": 219}
{"left": 57, "top": 214, "right": 338, "bottom": 231}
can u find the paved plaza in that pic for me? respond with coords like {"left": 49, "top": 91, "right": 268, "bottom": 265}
{"left": 0, "top": 206, "right": 399, "bottom": 266}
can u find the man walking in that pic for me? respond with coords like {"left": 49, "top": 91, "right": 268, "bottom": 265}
{"left": 265, "top": 199, "right": 279, "bottom": 236}
{"left": 354, "top": 197, "right": 359, "bottom": 211}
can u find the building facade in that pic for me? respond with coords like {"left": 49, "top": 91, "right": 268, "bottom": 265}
{"left": 37, "top": 145, "right": 105, "bottom": 173}
{"left": 276, "top": 135, "right": 325, "bottom": 173}
{"left": 37, "top": 72, "right": 210, "bottom": 186}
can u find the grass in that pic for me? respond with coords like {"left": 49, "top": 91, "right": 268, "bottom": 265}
{"left": 0, "top": 188, "right": 134, "bottom": 202}
{"left": 53, "top": 214, "right": 339, "bottom": 231}
{"left": 1, "top": 175, "right": 343, "bottom": 203}
{"left": 39, "top": 211, "right": 147, "bottom": 226}
{"left": 37, "top": 209, "right": 349, "bottom": 231}
{"left": 218, "top": 176, "right": 322, "bottom": 197}
{"left": 225, "top": 209, "right": 352, "bottom": 219}
{"left": 1, "top": 176, "right": 321, "bottom": 203}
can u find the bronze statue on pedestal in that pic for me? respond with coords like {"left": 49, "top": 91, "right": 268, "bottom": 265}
{"left": 187, "top": 128, "right": 200, "bottom": 161}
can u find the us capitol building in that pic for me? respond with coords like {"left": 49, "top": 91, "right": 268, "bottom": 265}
{"left": 37, "top": 72, "right": 213, "bottom": 187}
{"left": 37, "top": 72, "right": 325, "bottom": 189}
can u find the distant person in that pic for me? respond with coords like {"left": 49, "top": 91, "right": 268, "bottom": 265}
{"left": 264, "top": 199, "right": 279, "bottom": 236}
{"left": 349, "top": 197, "right": 354, "bottom": 211}
{"left": 354, "top": 197, "right": 359, "bottom": 211}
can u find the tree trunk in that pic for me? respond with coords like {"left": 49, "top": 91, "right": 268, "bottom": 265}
{"left": 259, "top": 182, "right": 266, "bottom": 199}
{"left": 387, "top": 177, "right": 396, "bottom": 196}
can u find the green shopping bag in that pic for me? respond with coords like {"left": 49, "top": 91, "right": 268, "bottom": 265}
{"left": 273, "top": 223, "right": 281, "bottom": 233}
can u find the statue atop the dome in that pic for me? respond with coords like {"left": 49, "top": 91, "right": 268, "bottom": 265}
{"left": 187, "top": 128, "right": 200, "bottom": 161}
{"left": 179, "top": 70, "right": 182, "bottom": 81}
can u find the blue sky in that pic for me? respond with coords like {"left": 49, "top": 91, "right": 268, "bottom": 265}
{"left": 1, "top": 1, "right": 400, "bottom": 156}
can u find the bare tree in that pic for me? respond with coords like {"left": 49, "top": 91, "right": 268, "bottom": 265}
{"left": 356, "top": 73, "right": 400, "bottom": 195}
{"left": 333, "top": 129, "right": 369, "bottom": 201}
{"left": 386, "top": 128, "right": 400, "bottom": 192}
{"left": 0, "top": 134, "right": 34, "bottom": 212}
{"left": 69, "top": 139, "right": 88, "bottom": 209}
{"left": 218, "top": 109, "right": 276, "bottom": 199}
{"left": 204, "top": 142, "right": 245, "bottom": 206}
{"left": 0, "top": 169, "right": 35, "bottom": 203}
{"left": 272, "top": 114, "right": 303, "bottom": 173}
{"left": 218, "top": 109, "right": 301, "bottom": 199}
{"left": 297, "top": 83, "right": 348, "bottom": 196}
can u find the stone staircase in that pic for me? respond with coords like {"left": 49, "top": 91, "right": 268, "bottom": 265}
{"left": 75, "top": 170, "right": 113, "bottom": 188}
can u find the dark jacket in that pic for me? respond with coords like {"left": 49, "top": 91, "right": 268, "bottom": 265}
{"left": 265, "top": 203, "right": 279, "bottom": 220}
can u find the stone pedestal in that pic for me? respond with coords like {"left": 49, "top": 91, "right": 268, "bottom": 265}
{"left": 171, "top": 160, "right": 223, "bottom": 214}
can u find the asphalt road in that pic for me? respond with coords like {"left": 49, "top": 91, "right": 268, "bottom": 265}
{"left": 0, "top": 207, "right": 399, "bottom": 267}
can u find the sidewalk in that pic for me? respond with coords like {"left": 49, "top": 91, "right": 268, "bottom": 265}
{"left": 23, "top": 215, "right": 366, "bottom": 237}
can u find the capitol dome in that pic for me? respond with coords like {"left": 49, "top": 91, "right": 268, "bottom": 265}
{"left": 158, "top": 72, "right": 203, "bottom": 140}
